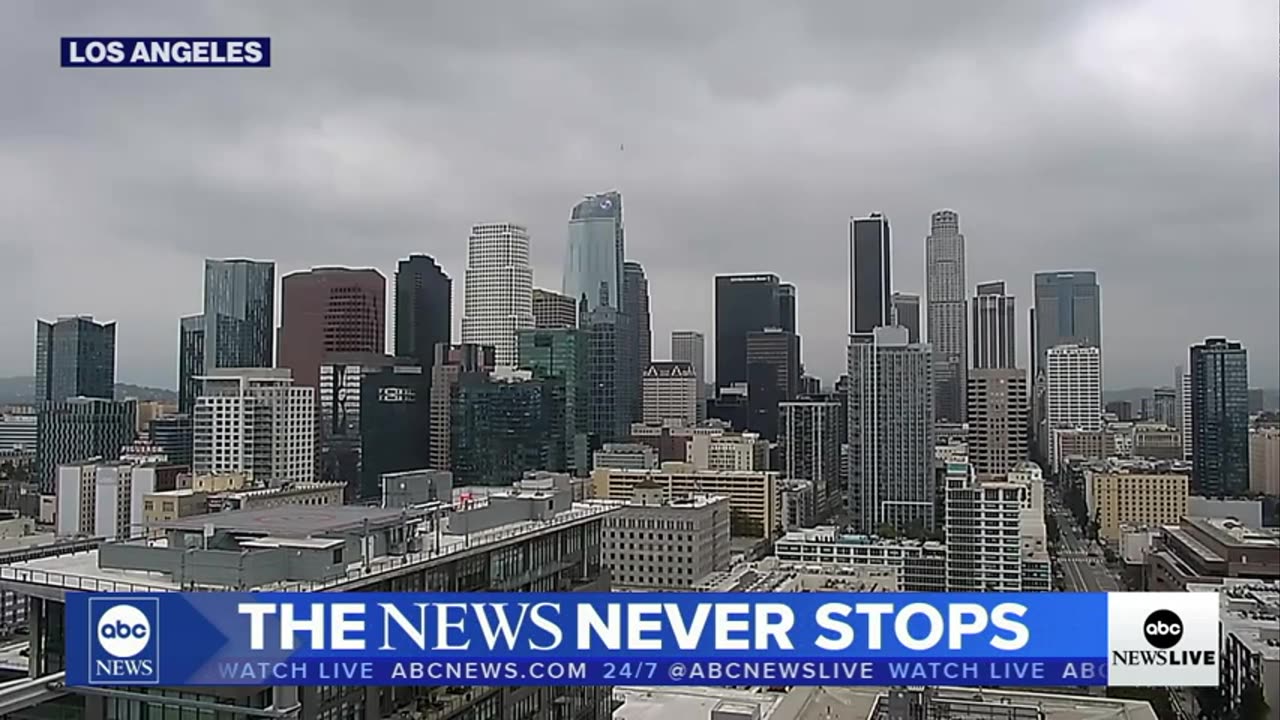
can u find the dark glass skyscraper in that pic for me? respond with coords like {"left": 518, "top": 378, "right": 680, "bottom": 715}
{"left": 583, "top": 306, "right": 633, "bottom": 444}
{"left": 778, "top": 283, "right": 797, "bottom": 334}
{"left": 34, "top": 316, "right": 116, "bottom": 403}
{"left": 622, "top": 261, "right": 651, "bottom": 423}
{"left": 177, "top": 314, "right": 204, "bottom": 414}
{"left": 745, "top": 328, "right": 800, "bottom": 440}
{"left": 518, "top": 328, "right": 590, "bottom": 473}
{"left": 890, "top": 292, "right": 920, "bottom": 343}
{"left": 360, "top": 360, "right": 430, "bottom": 500}
{"left": 1031, "top": 271, "right": 1101, "bottom": 378}
{"left": 394, "top": 254, "right": 452, "bottom": 370}
{"left": 36, "top": 397, "right": 136, "bottom": 492}
{"left": 849, "top": 214, "right": 891, "bottom": 335}
{"left": 1190, "top": 338, "right": 1250, "bottom": 496}
{"left": 563, "top": 191, "right": 624, "bottom": 313}
{"left": 451, "top": 374, "right": 566, "bottom": 486}
{"left": 713, "top": 273, "right": 782, "bottom": 388}
{"left": 202, "top": 258, "right": 276, "bottom": 371}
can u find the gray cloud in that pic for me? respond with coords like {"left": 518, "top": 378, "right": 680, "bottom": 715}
{"left": 2, "top": 0, "right": 1276, "bottom": 389}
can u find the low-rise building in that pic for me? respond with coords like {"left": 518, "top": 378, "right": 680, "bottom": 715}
{"left": 1251, "top": 427, "right": 1280, "bottom": 495}
{"left": 593, "top": 443, "right": 659, "bottom": 470}
{"left": 774, "top": 527, "right": 948, "bottom": 591}
{"left": 592, "top": 462, "right": 783, "bottom": 538}
{"left": 55, "top": 459, "right": 159, "bottom": 540}
{"left": 1085, "top": 466, "right": 1189, "bottom": 542}
{"left": 781, "top": 479, "right": 816, "bottom": 531}
{"left": 603, "top": 481, "right": 730, "bottom": 589}
{"left": 1146, "top": 517, "right": 1280, "bottom": 590}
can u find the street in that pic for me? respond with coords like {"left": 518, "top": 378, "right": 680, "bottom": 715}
{"left": 1048, "top": 493, "right": 1121, "bottom": 593}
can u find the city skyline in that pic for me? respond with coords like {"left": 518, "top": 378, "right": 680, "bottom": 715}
{"left": 3, "top": 1, "right": 1277, "bottom": 390}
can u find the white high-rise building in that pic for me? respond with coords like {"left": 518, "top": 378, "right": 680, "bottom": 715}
{"left": 56, "top": 460, "right": 157, "bottom": 540}
{"left": 1045, "top": 345, "right": 1102, "bottom": 463}
{"left": 642, "top": 361, "right": 698, "bottom": 426}
{"left": 925, "top": 209, "right": 968, "bottom": 423}
{"left": 193, "top": 368, "right": 315, "bottom": 485}
{"left": 461, "top": 222, "right": 535, "bottom": 367}
{"left": 944, "top": 458, "right": 1050, "bottom": 592}
{"left": 1179, "top": 367, "right": 1193, "bottom": 461}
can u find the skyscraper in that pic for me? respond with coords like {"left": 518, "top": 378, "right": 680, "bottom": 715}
{"left": 849, "top": 213, "right": 891, "bottom": 335}
{"left": 641, "top": 361, "right": 698, "bottom": 427}
{"left": 777, "top": 283, "right": 797, "bottom": 334}
{"left": 1044, "top": 345, "right": 1102, "bottom": 465}
{"left": 429, "top": 344, "right": 497, "bottom": 471}
{"left": 1179, "top": 366, "right": 1192, "bottom": 460}
{"left": 779, "top": 400, "right": 841, "bottom": 520}
{"left": 623, "top": 261, "right": 652, "bottom": 423}
{"left": 461, "top": 223, "right": 534, "bottom": 367}
{"left": 713, "top": 274, "right": 783, "bottom": 388}
{"left": 518, "top": 328, "right": 590, "bottom": 474}
{"left": 393, "top": 254, "right": 452, "bottom": 369}
{"left": 745, "top": 327, "right": 801, "bottom": 441}
{"left": 36, "top": 397, "right": 136, "bottom": 493}
{"left": 671, "top": 330, "right": 707, "bottom": 421}
{"left": 279, "top": 267, "right": 386, "bottom": 387}
{"left": 34, "top": 316, "right": 116, "bottom": 403}
{"left": 967, "top": 369, "right": 1029, "bottom": 477}
{"left": 972, "top": 281, "right": 1017, "bottom": 370}
{"left": 890, "top": 292, "right": 921, "bottom": 343}
{"left": 846, "top": 326, "right": 935, "bottom": 534}
{"left": 192, "top": 368, "right": 314, "bottom": 485}
{"left": 1031, "top": 271, "right": 1101, "bottom": 458}
{"left": 583, "top": 306, "right": 634, "bottom": 444}
{"left": 532, "top": 288, "right": 578, "bottom": 329}
{"left": 563, "top": 191, "right": 623, "bottom": 313}
{"left": 202, "top": 258, "right": 276, "bottom": 371}
{"left": 1031, "top": 271, "right": 1101, "bottom": 379}
{"left": 925, "top": 209, "right": 968, "bottom": 422}
{"left": 1189, "top": 338, "right": 1250, "bottom": 496}
{"left": 177, "top": 314, "right": 204, "bottom": 414}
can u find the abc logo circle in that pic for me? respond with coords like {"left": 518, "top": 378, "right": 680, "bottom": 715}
{"left": 1143, "top": 609, "right": 1183, "bottom": 649}
{"left": 96, "top": 605, "right": 151, "bottom": 658}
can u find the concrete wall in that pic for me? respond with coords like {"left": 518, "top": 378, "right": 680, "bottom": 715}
{"left": 98, "top": 541, "right": 349, "bottom": 588}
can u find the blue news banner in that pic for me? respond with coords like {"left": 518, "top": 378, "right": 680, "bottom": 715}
{"left": 66, "top": 593, "right": 1118, "bottom": 687}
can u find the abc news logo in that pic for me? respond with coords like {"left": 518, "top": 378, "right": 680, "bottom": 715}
{"left": 89, "top": 599, "right": 159, "bottom": 683}
{"left": 1111, "top": 609, "right": 1217, "bottom": 667}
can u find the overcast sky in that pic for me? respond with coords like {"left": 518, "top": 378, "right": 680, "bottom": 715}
{"left": 3, "top": 0, "right": 1277, "bottom": 390}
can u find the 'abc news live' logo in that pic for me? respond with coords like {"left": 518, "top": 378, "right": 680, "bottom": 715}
{"left": 1108, "top": 593, "right": 1219, "bottom": 687}
{"left": 88, "top": 598, "right": 160, "bottom": 684}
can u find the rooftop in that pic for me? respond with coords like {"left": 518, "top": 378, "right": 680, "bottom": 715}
{"left": 615, "top": 686, "right": 1158, "bottom": 720}
{"left": 0, "top": 500, "right": 621, "bottom": 595}
{"left": 151, "top": 504, "right": 409, "bottom": 536}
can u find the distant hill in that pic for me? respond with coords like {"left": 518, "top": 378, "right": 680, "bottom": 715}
{"left": 0, "top": 376, "right": 176, "bottom": 405}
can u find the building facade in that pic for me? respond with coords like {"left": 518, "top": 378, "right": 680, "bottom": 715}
{"left": 779, "top": 401, "right": 841, "bottom": 520}
{"left": 972, "top": 281, "right": 1016, "bottom": 370}
{"left": 55, "top": 460, "right": 156, "bottom": 540}
{"left": 846, "top": 326, "right": 935, "bottom": 534}
{"left": 34, "top": 316, "right": 116, "bottom": 403}
{"left": 278, "top": 267, "right": 386, "bottom": 388}
{"left": 192, "top": 368, "right": 315, "bottom": 485}
{"left": 428, "top": 344, "right": 496, "bottom": 471}
{"left": 461, "top": 223, "right": 534, "bottom": 368}
{"left": 147, "top": 414, "right": 193, "bottom": 469}
{"left": 36, "top": 398, "right": 136, "bottom": 493}
{"left": 671, "top": 330, "right": 707, "bottom": 421}
{"left": 745, "top": 327, "right": 800, "bottom": 441}
{"left": 518, "top": 328, "right": 591, "bottom": 474}
{"left": 1086, "top": 470, "right": 1189, "bottom": 541}
{"left": 925, "top": 209, "right": 968, "bottom": 423}
{"left": 592, "top": 463, "right": 782, "bottom": 538}
{"left": 531, "top": 287, "right": 578, "bottom": 328}
{"left": 393, "top": 254, "right": 452, "bottom": 372}
{"left": 603, "top": 484, "right": 730, "bottom": 589}
{"left": 889, "top": 292, "right": 920, "bottom": 343}
{"left": 642, "top": 361, "right": 698, "bottom": 427}
{"left": 849, "top": 213, "right": 891, "bottom": 335}
{"left": 713, "top": 273, "right": 785, "bottom": 389}
{"left": 622, "top": 260, "right": 652, "bottom": 424}
{"left": 944, "top": 460, "right": 1051, "bottom": 592}
{"left": 202, "top": 258, "right": 276, "bottom": 371}
{"left": 583, "top": 306, "right": 634, "bottom": 444}
{"left": 966, "top": 368, "right": 1029, "bottom": 477}
{"left": 177, "top": 313, "right": 204, "bottom": 414}
{"left": 1190, "top": 337, "right": 1251, "bottom": 496}
{"left": 451, "top": 373, "right": 566, "bottom": 486}
{"left": 1045, "top": 344, "right": 1103, "bottom": 463}
{"left": 1250, "top": 428, "right": 1280, "bottom": 495}
{"left": 563, "top": 191, "right": 624, "bottom": 313}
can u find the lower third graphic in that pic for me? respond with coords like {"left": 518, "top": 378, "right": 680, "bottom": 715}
{"left": 88, "top": 597, "right": 160, "bottom": 684}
